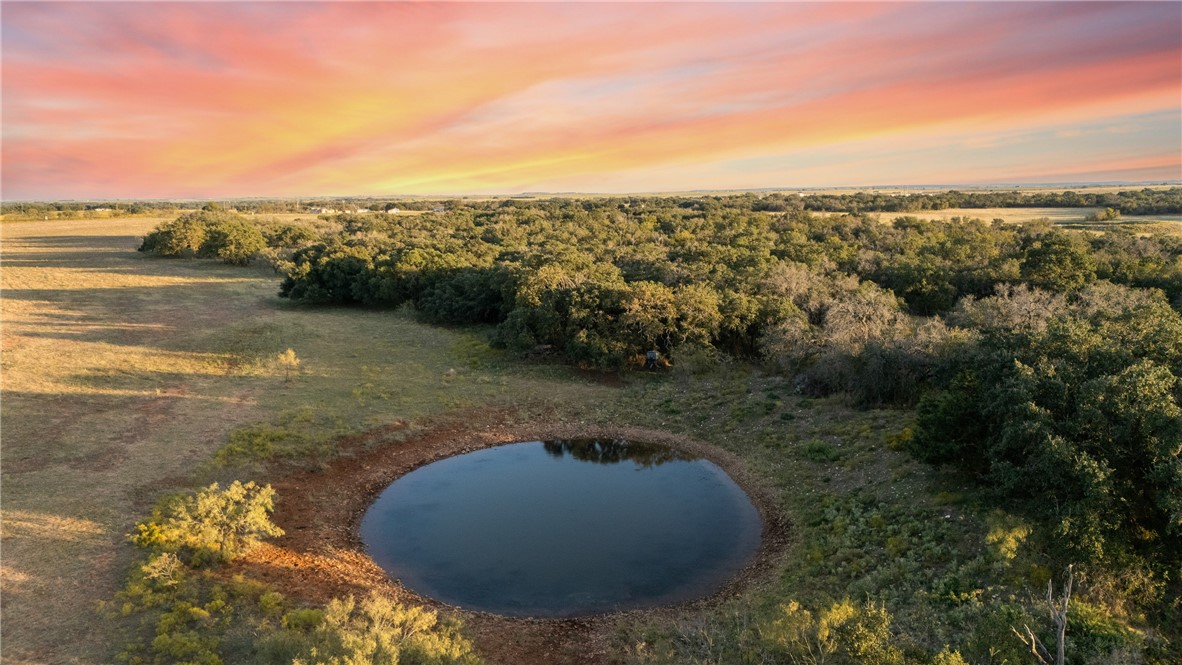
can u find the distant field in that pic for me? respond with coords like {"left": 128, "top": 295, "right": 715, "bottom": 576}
{"left": 906, "top": 207, "right": 1182, "bottom": 226}
{"left": 813, "top": 206, "right": 1182, "bottom": 232}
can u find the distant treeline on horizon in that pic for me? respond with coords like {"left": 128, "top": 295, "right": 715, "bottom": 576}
{"left": 4, "top": 185, "right": 1182, "bottom": 217}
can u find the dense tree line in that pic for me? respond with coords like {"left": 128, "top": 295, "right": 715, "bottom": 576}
{"left": 10, "top": 186, "right": 1181, "bottom": 219}
{"left": 272, "top": 197, "right": 1182, "bottom": 366}
{"left": 0, "top": 197, "right": 450, "bottom": 218}
{"left": 0, "top": 200, "right": 176, "bottom": 218}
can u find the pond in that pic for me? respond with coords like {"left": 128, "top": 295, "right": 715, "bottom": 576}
{"left": 360, "top": 439, "right": 762, "bottom": 617}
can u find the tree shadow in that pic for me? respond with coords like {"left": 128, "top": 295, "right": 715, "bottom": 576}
{"left": 3, "top": 276, "right": 288, "bottom": 350}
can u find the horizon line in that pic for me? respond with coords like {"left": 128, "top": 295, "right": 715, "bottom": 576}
{"left": 7, "top": 180, "right": 1181, "bottom": 205}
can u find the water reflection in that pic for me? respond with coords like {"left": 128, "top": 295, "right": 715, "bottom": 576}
{"left": 541, "top": 438, "right": 698, "bottom": 467}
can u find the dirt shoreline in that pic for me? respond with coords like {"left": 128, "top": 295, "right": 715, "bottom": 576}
{"left": 233, "top": 410, "right": 790, "bottom": 665}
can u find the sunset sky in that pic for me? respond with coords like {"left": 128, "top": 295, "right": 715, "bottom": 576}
{"left": 3, "top": 2, "right": 1180, "bottom": 200}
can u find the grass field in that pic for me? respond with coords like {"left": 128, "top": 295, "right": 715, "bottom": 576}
{"left": 813, "top": 205, "right": 1182, "bottom": 229}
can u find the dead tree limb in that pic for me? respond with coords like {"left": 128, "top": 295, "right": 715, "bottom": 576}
{"left": 1012, "top": 564, "right": 1073, "bottom": 665}
{"left": 1047, "top": 564, "right": 1074, "bottom": 665}
{"left": 1012, "top": 624, "right": 1051, "bottom": 664}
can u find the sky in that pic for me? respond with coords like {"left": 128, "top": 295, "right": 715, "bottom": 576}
{"left": 2, "top": 1, "right": 1180, "bottom": 200}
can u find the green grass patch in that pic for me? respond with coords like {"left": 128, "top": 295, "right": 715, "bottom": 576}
{"left": 212, "top": 407, "right": 349, "bottom": 469}
{"left": 800, "top": 439, "right": 842, "bottom": 463}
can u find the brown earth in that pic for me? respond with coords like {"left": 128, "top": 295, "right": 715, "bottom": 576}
{"left": 230, "top": 409, "right": 790, "bottom": 665}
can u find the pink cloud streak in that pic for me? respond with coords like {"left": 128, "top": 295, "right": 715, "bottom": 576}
{"left": 2, "top": 2, "right": 1178, "bottom": 199}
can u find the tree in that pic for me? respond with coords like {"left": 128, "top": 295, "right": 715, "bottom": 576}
{"left": 911, "top": 293, "right": 1182, "bottom": 566}
{"left": 134, "top": 481, "right": 284, "bottom": 563}
{"left": 138, "top": 215, "right": 208, "bottom": 256}
{"left": 621, "top": 281, "right": 677, "bottom": 349}
{"left": 1020, "top": 232, "right": 1096, "bottom": 292}
{"left": 200, "top": 220, "right": 266, "bottom": 265}
{"left": 821, "top": 283, "right": 905, "bottom": 353}
{"left": 672, "top": 283, "right": 722, "bottom": 349}
{"left": 1086, "top": 207, "right": 1121, "bottom": 222}
{"left": 948, "top": 284, "right": 1066, "bottom": 334}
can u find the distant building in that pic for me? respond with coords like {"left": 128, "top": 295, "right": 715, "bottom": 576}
{"left": 432, "top": 206, "right": 446, "bottom": 213}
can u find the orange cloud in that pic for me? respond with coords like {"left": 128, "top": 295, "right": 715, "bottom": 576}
{"left": 2, "top": 2, "right": 1178, "bottom": 199}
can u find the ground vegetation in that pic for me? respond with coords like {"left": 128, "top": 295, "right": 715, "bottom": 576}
{"left": 5, "top": 190, "right": 1180, "bottom": 664}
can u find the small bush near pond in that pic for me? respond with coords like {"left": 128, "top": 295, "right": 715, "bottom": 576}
{"left": 131, "top": 481, "right": 283, "bottom": 565}
{"left": 801, "top": 439, "right": 841, "bottom": 463}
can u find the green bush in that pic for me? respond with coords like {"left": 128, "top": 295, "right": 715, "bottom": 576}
{"left": 199, "top": 220, "right": 266, "bottom": 265}
{"left": 625, "top": 598, "right": 970, "bottom": 665}
{"left": 261, "top": 593, "right": 481, "bottom": 665}
{"left": 801, "top": 440, "right": 841, "bottom": 463}
{"left": 139, "top": 215, "right": 210, "bottom": 257}
{"left": 910, "top": 289, "right": 1182, "bottom": 567}
{"left": 138, "top": 210, "right": 286, "bottom": 264}
{"left": 1068, "top": 601, "right": 1145, "bottom": 663}
{"left": 132, "top": 481, "right": 284, "bottom": 564}
{"left": 760, "top": 599, "right": 906, "bottom": 665}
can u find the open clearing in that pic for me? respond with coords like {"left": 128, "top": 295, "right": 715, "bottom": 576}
{"left": 2, "top": 218, "right": 942, "bottom": 664}
{"left": 907, "top": 206, "right": 1182, "bottom": 227}
{"left": 815, "top": 206, "right": 1182, "bottom": 229}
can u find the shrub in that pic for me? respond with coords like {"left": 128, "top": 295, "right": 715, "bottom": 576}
{"left": 262, "top": 593, "right": 481, "bottom": 665}
{"left": 758, "top": 599, "right": 906, "bottom": 665}
{"left": 199, "top": 220, "right": 266, "bottom": 265}
{"left": 139, "top": 215, "right": 209, "bottom": 257}
{"left": 139, "top": 210, "right": 257, "bottom": 260}
{"left": 801, "top": 440, "right": 841, "bottom": 463}
{"left": 132, "top": 481, "right": 284, "bottom": 564}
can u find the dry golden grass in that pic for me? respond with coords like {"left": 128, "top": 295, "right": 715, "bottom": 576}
{"left": 901, "top": 206, "right": 1182, "bottom": 226}
{"left": 815, "top": 206, "right": 1182, "bottom": 233}
{"left": 0, "top": 218, "right": 610, "bottom": 664}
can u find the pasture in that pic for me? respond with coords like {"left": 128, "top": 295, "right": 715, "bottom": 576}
{"left": 813, "top": 206, "right": 1182, "bottom": 231}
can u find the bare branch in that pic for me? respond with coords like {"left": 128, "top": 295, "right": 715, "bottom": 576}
{"left": 1012, "top": 624, "right": 1051, "bottom": 665}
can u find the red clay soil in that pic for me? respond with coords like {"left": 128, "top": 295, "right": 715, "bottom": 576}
{"left": 230, "top": 410, "right": 789, "bottom": 665}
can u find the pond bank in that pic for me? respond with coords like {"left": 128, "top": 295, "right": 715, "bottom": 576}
{"left": 230, "top": 409, "right": 791, "bottom": 665}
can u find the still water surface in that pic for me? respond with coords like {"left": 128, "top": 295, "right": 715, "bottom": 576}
{"left": 360, "top": 439, "right": 761, "bottom": 617}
